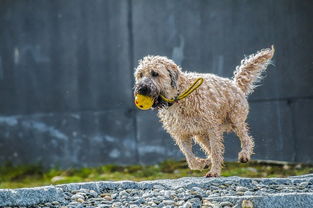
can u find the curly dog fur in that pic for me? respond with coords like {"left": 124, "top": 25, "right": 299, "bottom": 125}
{"left": 134, "top": 46, "right": 275, "bottom": 177}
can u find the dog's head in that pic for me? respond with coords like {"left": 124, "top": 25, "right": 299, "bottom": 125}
{"left": 134, "top": 56, "right": 181, "bottom": 109}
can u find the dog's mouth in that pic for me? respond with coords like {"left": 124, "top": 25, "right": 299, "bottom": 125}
{"left": 152, "top": 94, "right": 172, "bottom": 109}
{"left": 152, "top": 95, "right": 163, "bottom": 109}
{"left": 134, "top": 84, "right": 171, "bottom": 110}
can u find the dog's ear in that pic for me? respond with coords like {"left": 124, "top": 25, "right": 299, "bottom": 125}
{"left": 167, "top": 68, "right": 179, "bottom": 89}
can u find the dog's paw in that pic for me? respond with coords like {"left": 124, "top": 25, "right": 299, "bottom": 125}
{"left": 205, "top": 171, "right": 220, "bottom": 177}
{"left": 238, "top": 151, "right": 250, "bottom": 163}
{"left": 199, "top": 158, "right": 211, "bottom": 169}
{"left": 188, "top": 163, "right": 204, "bottom": 170}
{"left": 188, "top": 158, "right": 211, "bottom": 170}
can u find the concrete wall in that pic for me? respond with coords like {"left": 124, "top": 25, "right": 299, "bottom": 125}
{"left": 0, "top": 0, "right": 312, "bottom": 168}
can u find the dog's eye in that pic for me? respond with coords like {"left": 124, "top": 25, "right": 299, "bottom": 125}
{"left": 139, "top": 73, "right": 143, "bottom": 78}
{"left": 151, "top": 71, "right": 159, "bottom": 77}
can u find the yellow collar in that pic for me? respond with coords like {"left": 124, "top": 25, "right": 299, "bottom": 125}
{"left": 160, "top": 78, "right": 204, "bottom": 103}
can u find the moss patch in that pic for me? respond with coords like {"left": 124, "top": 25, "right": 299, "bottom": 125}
{"left": 0, "top": 160, "right": 312, "bottom": 189}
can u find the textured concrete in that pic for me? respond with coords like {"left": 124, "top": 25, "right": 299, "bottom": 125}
{"left": 132, "top": 0, "right": 313, "bottom": 100}
{"left": 1, "top": 175, "right": 313, "bottom": 207}
{"left": 0, "top": 0, "right": 132, "bottom": 114}
{"left": 248, "top": 101, "right": 295, "bottom": 161}
{"left": 0, "top": 110, "right": 137, "bottom": 168}
{"left": 294, "top": 100, "right": 313, "bottom": 163}
{"left": 136, "top": 110, "right": 182, "bottom": 164}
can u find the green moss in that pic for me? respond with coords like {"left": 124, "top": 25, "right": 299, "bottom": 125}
{"left": 0, "top": 160, "right": 312, "bottom": 189}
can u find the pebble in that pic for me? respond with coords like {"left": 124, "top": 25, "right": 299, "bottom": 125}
{"left": 299, "top": 182, "right": 309, "bottom": 188}
{"left": 235, "top": 186, "right": 248, "bottom": 192}
{"left": 191, "top": 197, "right": 202, "bottom": 204}
{"left": 112, "top": 202, "right": 123, "bottom": 207}
{"left": 153, "top": 184, "right": 165, "bottom": 189}
{"left": 71, "top": 193, "right": 85, "bottom": 200}
{"left": 142, "top": 192, "right": 152, "bottom": 198}
{"left": 68, "top": 201, "right": 80, "bottom": 206}
{"left": 102, "top": 195, "right": 112, "bottom": 201}
{"left": 191, "top": 186, "right": 203, "bottom": 193}
{"left": 163, "top": 199, "right": 175, "bottom": 205}
{"left": 242, "top": 199, "right": 253, "bottom": 208}
{"left": 111, "top": 193, "right": 118, "bottom": 199}
{"left": 176, "top": 200, "right": 185, "bottom": 206}
{"left": 76, "top": 198, "right": 85, "bottom": 203}
{"left": 134, "top": 198, "right": 145, "bottom": 204}
{"left": 177, "top": 187, "right": 185, "bottom": 193}
{"left": 89, "top": 190, "right": 98, "bottom": 197}
{"left": 119, "top": 190, "right": 129, "bottom": 197}
{"left": 244, "top": 191, "right": 254, "bottom": 196}
{"left": 220, "top": 201, "right": 232, "bottom": 207}
{"left": 236, "top": 191, "right": 245, "bottom": 196}
{"left": 182, "top": 201, "right": 193, "bottom": 208}
{"left": 97, "top": 205, "right": 111, "bottom": 208}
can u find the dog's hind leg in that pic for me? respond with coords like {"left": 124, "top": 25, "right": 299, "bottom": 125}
{"left": 175, "top": 137, "right": 208, "bottom": 170}
{"left": 233, "top": 122, "right": 255, "bottom": 163}
{"left": 205, "top": 129, "right": 224, "bottom": 177}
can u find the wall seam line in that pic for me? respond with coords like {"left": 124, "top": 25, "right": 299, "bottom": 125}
{"left": 127, "top": 0, "right": 139, "bottom": 163}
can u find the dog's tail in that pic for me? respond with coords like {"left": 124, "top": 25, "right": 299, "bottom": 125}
{"left": 233, "top": 46, "right": 275, "bottom": 96}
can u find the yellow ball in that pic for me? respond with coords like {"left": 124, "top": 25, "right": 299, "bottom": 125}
{"left": 134, "top": 94, "right": 154, "bottom": 110}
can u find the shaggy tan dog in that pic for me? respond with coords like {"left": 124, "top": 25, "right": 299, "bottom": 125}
{"left": 134, "top": 46, "right": 274, "bottom": 177}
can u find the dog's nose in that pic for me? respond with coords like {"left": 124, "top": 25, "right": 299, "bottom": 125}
{"left": 138, "top": 85, "right": 151, "bottom": 95}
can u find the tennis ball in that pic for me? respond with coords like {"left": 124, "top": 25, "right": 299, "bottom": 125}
{"left": 134, "top": 94, "right": 154, "bottom": 110}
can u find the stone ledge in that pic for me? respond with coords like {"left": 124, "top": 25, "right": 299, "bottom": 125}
{"left": 0, "top": 174, "right": 312, "bottom": 207}
{"left": 207, "top": 193, "right": 313, "bottom": 207}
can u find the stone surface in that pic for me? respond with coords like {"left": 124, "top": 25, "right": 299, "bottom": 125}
{"left": 0, "top": 175, "right": 313, "bottom": 207}
{"left": 0, "top": 186, "right": 65, "bottom": 206}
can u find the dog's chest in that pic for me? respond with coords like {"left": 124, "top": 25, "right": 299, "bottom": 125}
{"left": 157, "top": 107, "right": 208, "bottom": 136}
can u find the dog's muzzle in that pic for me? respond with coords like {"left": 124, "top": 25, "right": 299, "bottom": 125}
{"left": 135, "top": 78, "right": 158, "bottom": 96}
{"left": 134, "top": 78, "right": 169, "bottom": 109}
{"left": 137, "top": 85, "right": 151, "bottom": 96}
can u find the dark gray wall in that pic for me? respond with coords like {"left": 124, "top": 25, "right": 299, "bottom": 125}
{"left": 0, "top": 0, "right": 312, "bottom": 168}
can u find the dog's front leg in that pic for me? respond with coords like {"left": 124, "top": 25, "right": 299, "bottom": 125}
{"left": 205, "top": 129, "right": 224, "bottom": 177}
{"left": 175, "top": 137, "right": 207, "bottom": 170}
{"left": 193, "top": 135, "right": 212, "bottom": 168}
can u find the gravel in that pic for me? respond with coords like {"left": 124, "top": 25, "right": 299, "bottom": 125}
{"left": 1, "top": 175, "right": 313, "bottom": 207}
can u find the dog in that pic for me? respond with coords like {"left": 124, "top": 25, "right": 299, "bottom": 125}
{"left": 134, "top": 46, "right": 275, "bottom": 177}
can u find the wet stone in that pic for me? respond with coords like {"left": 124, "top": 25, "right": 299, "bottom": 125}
{"left": 220, "top": 201, "right": 233, "bottom": 207}
{"left": 235, "top": 186, "right": 249, "bottom": 192}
